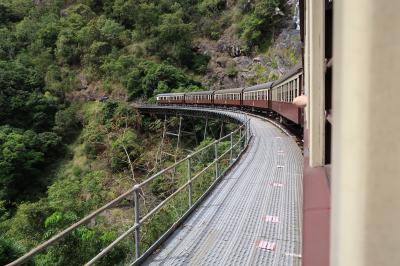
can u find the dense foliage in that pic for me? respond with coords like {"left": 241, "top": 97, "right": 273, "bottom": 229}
{"left": 238, "top": 0, "right": 288, "bottom": 50}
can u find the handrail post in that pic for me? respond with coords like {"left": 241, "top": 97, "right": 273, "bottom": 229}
{"left": 230, "top": 132, "right": 233, "bottom": 164}
{"left": 244, "top": 123, "right": 247, "bottom": 148}
{"left": 133, "top": 185, "right": 140, "bottom": 259}
{"left": 214, "top": 141, "right": 219, "bottom": 179}
{"left": 187, "top": 156, "right": 192, "bottom": 207}
{"left": 239, "top": 127, "right": 242, "bottom": 150}
{"left": 245, "top": 120, "right": 249, "bottom": 145}
{"left": 247, "top": 120, "right": 251, "bottom": 144}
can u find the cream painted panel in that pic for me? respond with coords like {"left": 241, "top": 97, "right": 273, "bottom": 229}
{"left": 332, "top": 1, "right": 400, "bottom": 266}
{"left": 309, "top": 0, "right": 325, "bottom": 167}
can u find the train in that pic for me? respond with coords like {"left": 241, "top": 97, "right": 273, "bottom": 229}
{"left": 156, "top": 63, "right": 303, "bottom": 126}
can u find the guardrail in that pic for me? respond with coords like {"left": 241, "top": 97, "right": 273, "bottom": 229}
{"left": 8, "top": 116, "right": 252, "bottom": 266}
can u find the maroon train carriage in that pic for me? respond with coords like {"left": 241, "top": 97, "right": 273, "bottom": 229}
{"left": 213, "top": 87, "right": 244, "bottom": 107}
{"left": 242, "top": 82, "right": 274, "bottom": 110}
{"left": 156, "top": 93, "right": 185, "bottom": 105}
{"left": 270, "top": 64, "right": 304, "bottom": 125}
{"left": 185, "top": 91, "right": 214, "bottom": 105}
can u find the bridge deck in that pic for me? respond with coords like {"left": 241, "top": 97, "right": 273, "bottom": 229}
{"left": 144, "top": 110, "right": 303, "bottom": 266}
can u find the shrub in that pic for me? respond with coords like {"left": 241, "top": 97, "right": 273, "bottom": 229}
{"left": 225, "top": 63, "right": 238, "bottom": 78}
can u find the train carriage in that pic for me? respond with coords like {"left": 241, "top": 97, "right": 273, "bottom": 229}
{"left": 270, "top": 64, "right": 303, "bottom": 124}
{"left": 243, "top": 82, "right": 273, "bottom": 110}
{"left": 156, "top": 93, "right": 185, "bottom": 105}
{"left": 213, "top": 87, "right": 244, "bottom": 107}
{"left": 185, "top": 91, "right": 214, "bottom": 105}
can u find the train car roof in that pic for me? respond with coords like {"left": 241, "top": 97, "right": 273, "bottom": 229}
{"left": 272, "top": 63, "right": 303, "bottom": 87}
{"left": 156, "top": 92, "right": 185, "bottom": 97}
{"left": 214, "top": 87, "right": 245, "bottom": 94}
{"left": 243, "top": 82, "right": 274, "bottom": 92}
{"left": 185, "top": 90, "right": 214, "bottom": 96}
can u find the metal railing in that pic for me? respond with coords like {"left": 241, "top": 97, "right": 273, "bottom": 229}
{"left": 7, "top": 118, "right": 252, "bottom": 266}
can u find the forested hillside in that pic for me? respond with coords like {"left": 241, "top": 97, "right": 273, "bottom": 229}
{"left": 0, "top": 0, "right": 298, "bottom": 264}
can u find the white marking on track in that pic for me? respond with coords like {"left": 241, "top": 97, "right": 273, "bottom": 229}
{"left": 265, "top": 215, "right": 279, "bottom": 223}
{"left": 256, "top": 240, "right": 276, "bottom": 251}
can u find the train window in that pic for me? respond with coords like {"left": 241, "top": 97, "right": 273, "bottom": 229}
{"left": 283, "top": 86, "right": 286, "bottom": 102}
{"left": 287, "top": 84, "right": 289, "bottom": 102}
{"left": 278, "top": 88, "right": 281, "bottom": 101}
{"left": 286, "top": 85, "right": 288, "bottom": 102}
{"left": 285, "top": 85, "right": 288, "bottom": 102}
{"left": 279, "top": 87, "right": 281, "bottom": 101}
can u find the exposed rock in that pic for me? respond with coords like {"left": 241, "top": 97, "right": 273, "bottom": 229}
{"left": 217, "top": 26, "right": 244, "bottom": 57}
{"left": 216, "top": 57, "right": 230, "bottom": 68}
{"left": 196, "top": 1, "right": 301, "bottom": 90}
{"left": 274, "top": 28, "right": 302, "bottom": 52}
{"left": 253, "top": 56, "right": 262, "bottom": 63}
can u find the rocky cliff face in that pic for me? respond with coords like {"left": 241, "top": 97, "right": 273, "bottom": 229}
{"left": 197, "top": 1, "right": 301, "bottom": 90}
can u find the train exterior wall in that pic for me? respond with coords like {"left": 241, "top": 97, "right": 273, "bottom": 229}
{"left": 185, "top": 99, "right": 212, "bottom": 105}
{"left": 213, "top": 99, "right": 241, "bottom": 106}
{"left": 158, "top": 99, "right": 185, "bottom": 105}
{"left": 243, "top": 100, "right": 269, "bottom": 109}
{"left": 270, "top": 101, "right": 302, "bottom": 124}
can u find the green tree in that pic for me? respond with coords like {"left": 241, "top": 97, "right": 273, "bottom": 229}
{"left": 0, "top": 127, "right": 62, "bottom": 203}
{"left": 0, "top": 28, "right": 16, "bottom": 60}
{"left": 152, "top": 9, "right": 193, "bottom": 65}
{"left": 110, "top": 130, "right": 142, "bottom": 172}
{"left": 239, "top": 0, "right": 287, "bottom": 49}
